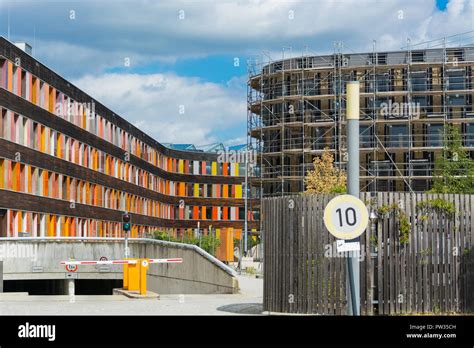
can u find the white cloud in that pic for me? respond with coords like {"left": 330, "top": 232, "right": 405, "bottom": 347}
{"left": 73, "top": 73, "right": 246, "bottom": 145}
{"left": 225, "top": 136, "right": 248, "bottom": 147}
{"left": 3, "top": 0, "right": 473, "bottom": 145}
{"left": 5, "top": 0, "right": 474, "bottom": 73}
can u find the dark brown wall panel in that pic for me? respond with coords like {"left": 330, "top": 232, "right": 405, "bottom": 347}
{"left": 0, "top": 189, "right": 258, "bottom": 229}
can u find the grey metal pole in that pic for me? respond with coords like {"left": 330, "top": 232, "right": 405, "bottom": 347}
{"left": 0, "top": 261, "right": 3, "bottom": 293}
{"left": 346, "top": 81, "right": 361, "bottom": 316}
{"left": 244, "top": 151, "right": 249, "bottom": 255}
{"left": 239, "top": 213, "right": 243, "bottom": 274}
{"left": 198, "top": 221, "right": 201, "bottom": 248}
{"left": 67, "top": 278, "right": 75, "bottom": 296}
{"left": 124, "top": 231, "right": 129, "bottom": 259}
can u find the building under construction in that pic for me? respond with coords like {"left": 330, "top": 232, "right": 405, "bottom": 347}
{"left": 248, "top": 39, "right": 474, "bottom": 197}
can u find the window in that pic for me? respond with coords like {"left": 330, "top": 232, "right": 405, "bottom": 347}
{"left": 412, "top": 95, "right": 428, "bottom": 108}
{"left": 375, "top": 73, "right": 390, "bottom": 92}
{"left": 386, "top": 125, "right": 409, "bottom": 147}
{"left": 238, "top": 207, "right": 245, "bottom": 220}
{"left": 426, "top": 124, "right": 443, "bottom": 147}
{"left": 464, "top": 123, "right": 474, "bottom": 147}
{"left": 448, "top": 95, "right": 465, "bottom": 106}
{"left": 447, "top": 69, "right": 465, "bottom": 90}
{"left": 360, "top": 126, "right": 374, "bottom": 148}
{"left": 239, "top": 164, "right": 246, "bottom": 176}
{"left": 411, "top": 70, "right": 427, "bottom": 92}
{"left": 377, "top": 53, "right": 387, "bottom": 65}
{"left": 411, "top": 51, "right": 425, "bottom": 63}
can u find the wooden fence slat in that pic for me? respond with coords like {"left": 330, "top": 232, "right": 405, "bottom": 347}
{"left": 295, "top": 195, "right": 300, "bottom": 313}
{"left": 454, "top": 194, "right": 461, "bottom": 312}
{"left": 304, "top": 196, "right": 313, "bottom": 313}
{"left": 407, "top": 193, "right": 413, "bottom": 314}
{"left": 432, "top": 194, "right": 439, "bottom": 314}
{"left": 262, "top": 199, "right": 266, "bottom": 311}
{"left": 422, "top": 193, "right": 430, "bottom": 313}
{"left": 270, "top": 198, "right": 274, "bottom": 312}
{"left": 402, "top": 192, "right": 410, "bottom": 313}
{"left": 416, "top": 193, "right": 423, "bottom": 313}
{"left": 456, "top": 194, "right": 463, "bottom": 312}
{"left": 384, "top": 192, "right": 390, "bottom": 314}
{"left": 393, "top": 192, "right": 399, "bottom": 314}
{"left": 442, "top": 194, "right": 448, "bottom": 312}
{"left": 299, "top": 196, "right": 306, "bottom": 313}
{"left": 272, "top": 198, "right": 276, "bottom": 312}
{"left": 360, "top": 192, "right": 367, "bottom": 315}
{"left": 315, "top": 194, "right": 321, "bottom": 314}
{"left": 463, "top": 193, "right": 470, "bottom": 312}
{"left": 286, "top": 196, "right": 292, "bottom": 313}
{"left": 323, "top": 194, "right": 330, "bottom": 315}
{"left": 376, "top": 192, "right": 383, "bottom": 315}
{"left": 295, "top": 196, "right": 301, "bottom": 313}
{"left": 262, "top": 199, "right": 267, "bottom": 311}
{"left": 267, "top": 198, "right": 272, "bottom": 312}
{"left": 442, "top": 194, "right": 450, "bottom": 312}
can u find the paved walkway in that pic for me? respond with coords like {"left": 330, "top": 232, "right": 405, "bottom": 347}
{"left": 0, "top": 275, "right": 264, "bottom": 315}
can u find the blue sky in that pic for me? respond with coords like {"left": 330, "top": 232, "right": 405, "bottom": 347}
{"left": 107, "top": 54, "right": 247, "bottom": 85}
{"left": 0, "top": 0, "right": 472, "bottom": 146}
{"left": 437, "top": 0, "right": 449, "bottom": 10}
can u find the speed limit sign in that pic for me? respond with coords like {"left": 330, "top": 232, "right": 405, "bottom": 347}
{"left": 323, "top": 195, "right": 369, "bottom": 240}
{"left": 65, "top": 264, "right": 78, "bottom": 273}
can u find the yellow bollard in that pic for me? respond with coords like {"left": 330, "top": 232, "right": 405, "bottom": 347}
{"left": 123, "top": 261, "right": 129, "bottom": 290}
{"left": 139, "top": 259, "right": 149, "bottom": 295}
{"left": 127, "top": 259, "right": 140, "bottom": 291}
{"left": 122, "top": 258, "right": 150, "bottom": 295}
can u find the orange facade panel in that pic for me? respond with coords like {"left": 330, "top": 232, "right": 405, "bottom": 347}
{"left": 7, "top": 61, "right": 13, "bottom": 91}
{"left": 216, "top": 228, "right": 234, "bottom": 262}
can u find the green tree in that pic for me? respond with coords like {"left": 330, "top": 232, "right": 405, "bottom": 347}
{"left": 305, "top": 148, "right": 347, "bottom": 193}
{"left": 430, "top": 125, "right": 474, "bottom": 194}
{"left": 151, "top": 230, "right": 220, "bottom": 256}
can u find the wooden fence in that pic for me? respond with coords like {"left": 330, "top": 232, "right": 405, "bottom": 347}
{"left": 262, "top": 193, "right": 474, "bottom": 315}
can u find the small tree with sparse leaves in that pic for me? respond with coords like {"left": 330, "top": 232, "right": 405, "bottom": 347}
{"left": 430, "top": 125, "right": 474, "bottom": 194}
{"left": 305, "top": 148, "right": 347, "bottom": 193}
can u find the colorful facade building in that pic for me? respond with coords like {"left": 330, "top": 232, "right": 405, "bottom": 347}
{"left": 0, "top": 37, "right": 258, "bottom": 261}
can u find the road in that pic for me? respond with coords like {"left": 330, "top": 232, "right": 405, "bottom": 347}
{"left": 0, "top": 275, "right": 264, "bottom": 315}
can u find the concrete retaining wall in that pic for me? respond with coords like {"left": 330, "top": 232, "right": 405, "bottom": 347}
{"left": 0, "top": 238, "right": 238, "bottom": 294}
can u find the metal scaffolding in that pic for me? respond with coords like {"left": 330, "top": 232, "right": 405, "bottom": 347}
{"left": 248, "top": 33, "right": 474, "bottom": 198}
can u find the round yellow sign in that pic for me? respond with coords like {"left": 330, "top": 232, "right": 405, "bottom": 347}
{"left": 323, "top": 195, "right": 369, "bottom": 240}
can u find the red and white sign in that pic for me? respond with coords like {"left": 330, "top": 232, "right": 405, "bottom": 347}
{"left": 61, "top": 260, "right": 135, "bottom": 266}
{"left": 60, "top": 258, "right": 183, "bottom": 267}
{"left": 148, "top": 258, "right": 183, "bottom": 264}
{"left": 65, "top": 264, "right": 78, "bottom": 273}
